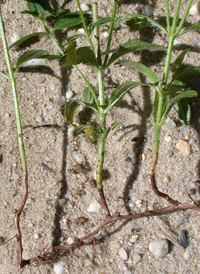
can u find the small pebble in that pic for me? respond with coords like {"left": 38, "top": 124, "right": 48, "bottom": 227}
{"left": 58, "top": 95, "right": 66, "bottom": 106}
{"left": 129, "top": 235, "right": 139, "bottom": 243}
{"left": 78, "top": 28, "right": 85, "bottom": 34}
{"left": 103, "top": 31, "right": 109, "bottom": 38}
{"left": 74, "top": 153, "right": 85, "bottom": 163}
{"left": 142, "top": 5, "right": 154, "bottom": 16}
{"left": 54, "top": 263, "right": 65, "bottom": 274}
{"left": 164, "top": 135, "right": 172, "bottom": 143}
{"left": 178, "top": 230, "right": 187, "bottom": 248}
{"left": 25, "top": 59, "right": 45, "bottom": 66}
{"left": 41, "top": 163, "right": 51, "bottom": 172}
{"left": 183, "top": 248, "right": 190, "bottom": 260}
{"left": 149, "top": 239, "right": 169, "bottom": 257}
{"left": 38, "top": 26, "right": 49, "bottom": 42}
{"left": 37, "top": 76, "right": 46, "bottom": 84}
{"left": 163, "top": 118, "right": 176, "bottom": 131}
{"left": 132, "top": 254, "right": 141, "bottom": 263}
{"left": 189, "top": 2, "right": 200, "bottom": 15}
{"left": 121, "top": 27, "right": 129, "bottom": 33}
{"left": 81, "top": 3, "right": 90, "bottom": 12}
{"left": 135, "top": 199, "right": 142, "bottom": 205}
{"left": 34, "top": 233, "right": 39, "bottom": 239}
{"left": 36, "top": 212, "right": 45, "bottom": 221}
{"left": 87, "top": 200, "right": 102, "bottom": 213}
{"left": 10, "top": 29, "right": 22, "bottom": 44}
{"left": 163, "top": 176, "right": 170, "bottom": 184}
{"left": 66, "top": 90, "right": 73, "bottom": 100}
{"left": 119, "top": 248, "right": 128, "bottom": 260}
{"left": 58, "top": 198, "right": 65, "bottom": 206}
{"left": 176, "top": 139, "right": 191, "bottom": 156}
{"left": 67, "top": 237, "right": 74, "bottom": 244}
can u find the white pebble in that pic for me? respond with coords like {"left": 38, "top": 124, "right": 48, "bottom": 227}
{"left": 132, "top": 254, "right": 141, "bottom": 263}
{"left": 25, "top": 59, "right": 45, "bottom": 66}
{"left": 10, "top": 29, "right": 22, "bottom": 44}
{"left": 58, "top": 198, "right": 65, "bottom": 206}
{"left": 38, "top": 26, "right": 49, "bottom": 42}
{"left": 36, "top": 115, "right": 42, "bottom": 123}
{"left": 142, "top": 5, "right": 154, "bottom": 16}
{"left": 87, "top": 200, "right": 102, "bottom": 213}
{"left": 164, "top": 135, "right": 172, "bottom": 143}
{"left": 135, "top": 199, "right": 142, "bottom": 205}
{"left": 74, "top": 153, "right": 85, "bottom": 163}
{"left": 189, "top": 2, "right": 200, "bottom": 15}
{"left": 176, "top": 139, "right": 191, "bottom": 156}
{"left": 112, "top": 135, "right": 118, "bottom": 141}
{"left": 163, "top": 118, "right": 176, "bottom": 131}
{"left": 67, "top": 237, "right": 74, "bottom": 244}
{"left": 34, "top": 233, "right": 39, "bottom": 239}
{"left": 149, "top": 239, "right": 169, "bottom": 257}
{"left": 66, "top": 90, "right": 73, "bottom": 100}
{"left": 103, "top": 31, "right": 109, "bottom": 38}
{"left": 78, "top": 28, "right": 85, "bottom": 34}
{"left": 81, "top": 3, "right": 90, "bottom": 12}
{"left": 58, "top": 95, "right": 66, "bottom": 106}
{"left": 119, "top": 248, "right": 128, "bottom": 260}
{"left": 37, "top": 76, "right": 45, "bottom": 84}
{"left": 54, "top": 263, "right": 65, "bottom": 274}
{"left": 183, "top": 248, "right": 190, "bottom": 260}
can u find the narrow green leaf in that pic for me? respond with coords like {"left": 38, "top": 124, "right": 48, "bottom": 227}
{"left": 178, "top": 21, "right": 200, "bottom": 36}
{"left": 127, "top": 14, "right": 167, "bottom": 33}
{"left": 36, "top": 54, "right": 62, "bottom": 60}
{"left": 15, "top": 49, "right": 47, "bottom": 75}
{"left": 0, "top": 70, "right": 9, "bottom": 79}
{"left": 114, "top": 16, "right": 128, "bottom": 28}
{"left": 65, "top": 100, "right": 82, "bottom": 123}
{"left": 104, "top": 81, "right": 146, "bottom": 113}
{"left": 107, "top": 121, "right": 122, "bottom": 135}
{"left": 50, "top": 8, "right": 67, "bottom": 17}
{"left": 173, "top": 48, "right": 190, "bottom": 71}
{"left": 38, "top": 10, "right": 52, "bottom": 20}
{"left": 174, "top": 99, "right": 191, "bottom": 125}
{"left": 53, "top": 12, "right": 90, "bottom": 31}
{"left": 27, "top": 0, "right": 45, "bottom": 14}
{"left": 9, "top": 32, "right": 46, "bottom": 49}
{"left": 106, "top": 41, "right": 166, "bottom": 67}
{"left": 89, "top": 17, "right": 114, "bottom": 33}
{"left": 67, "top": 34, "right": 87, "bottom": 42}
{"left": 162, "top": 90, "right": 198, "bottom": 121}
{"left": 119, "top": 60, "right": 159, "bottom": 84}
{"left": 83, "top": 87, "right": 95, "bottom": 103}
{"left": 72, "top": 125, "right": 94, "bottom": 138}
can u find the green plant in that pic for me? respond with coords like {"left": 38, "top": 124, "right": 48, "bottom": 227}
{"left": 15, "top": 0, "right": 165, "bottom": 216}
{"left": 119, "top": 0, "right": 200, "bottom": 205}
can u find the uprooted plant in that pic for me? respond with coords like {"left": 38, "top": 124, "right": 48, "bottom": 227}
{"left": 0, "top": 0, "right": 200, "bottom": 269}
{"left": 119, "top": 0, "right": 200, "bottom": 205}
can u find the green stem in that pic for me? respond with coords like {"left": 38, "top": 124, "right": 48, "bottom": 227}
{"left": 93, "top": 3, "right": 101, "bottom": 65}
{"left": 76, "top": 0, "right": 95, "bottom": 52}
{"left": 0, "top": 5, "right": 28, "bottom": 268}
{"left": 42, "top": 23, "right": 64, "bottom": 56}
{"left": 176, "top": 0, "right": 193, "bottom": 35}
{"left": 73, "top": 65, "right": 99, "bottom": 105}
{"left": 171, "top": 0, "right": 181, "bottom": 34}
{"left": 103, "top": 0, "right": 118, "bottom": 67}
{"left": 98, "top": 67, "right": 105, "bottom": 122}
{"left": 0, "top": 7, "right": 27, "bottom": 174}
{"left": 165, "top": 0, "right": 170, "bottom": 33}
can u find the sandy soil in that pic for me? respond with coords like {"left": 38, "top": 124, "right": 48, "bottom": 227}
{"left": 0, "top": 0, "right": 200, "bottom": 273}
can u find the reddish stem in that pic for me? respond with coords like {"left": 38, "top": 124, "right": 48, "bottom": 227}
{"left": 98, "top": 188, "right": 111, "bottom": 216}
{"left": 14, "top": 170, "right": 28, "bottom": 268}
{"left": 21, "top": 202, "right": 199, "bottom": 267}
{"left": 150, "top": 174, "right": 179, "bottom": 206}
